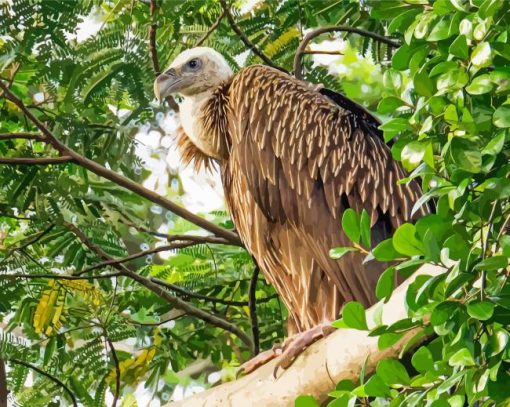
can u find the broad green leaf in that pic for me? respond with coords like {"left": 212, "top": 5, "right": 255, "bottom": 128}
{"left": 378, "top": 332, "right": 404, "bottom": 350}
{"left": 411, "top": 346, "right": 434, "bottom": 373}
{"left": 342, "top": 301, "right": 368, "bottom": 330}
{"left": 449, "top": 348, "right": 475, "bottom": 367}
{"left": 466, "top": 74, "right": 494, "bottom": 95}
{"left": 482, "top": 131, "right": 505, "bottom": 155}
{"left": 450, "top": 138, "right": 482, "bottom": 173}
{"left": 485, "top": 330, "right": 509, "bottom": 357}
{"left": 376, "top": 358, "right": 411, "bottom": 386}
{"left": 392, "top": 223, "right": 424, "bottom": 256}
{"left": 449, "top": 34, "right": 468, "bottom": 59}
{"left": 427, "top": 18, "right": 452, "bottom": 41}
{"left": 376, "top": 267, "right": 396, "bottom": 301}
{"left": 467, "top": 301, "right": 495, "bottom": 320}
{"left": 329, "top": 247, "right": 357, "bottom": 260}
{"left": 373, "top": 239, "right": 401, "bottom": 261}
{"left": 295, "top": 395, "right": 319, "bottom": 407}
{"left": 473, "top": 256, "right": 508, "bottom": 271}
{"left": 377, "top": 97, "right": 406, "bottom": 114}
{"left": 471, "top": 42, "right": 492, "bottom": 67}
{"left": 360, "top": 210, "right": 371, "bottom": 248}
{"left": 341, "top": 209, "right": 360, "bottom": 244}
{"left": 493, "top": 106, "right": 510, "bottom": 128}
{"left": 401, "top": 141, "right": 426, "bottom": 171}
{"left": 364, "top": 375, "right": 391, "bottom": 397}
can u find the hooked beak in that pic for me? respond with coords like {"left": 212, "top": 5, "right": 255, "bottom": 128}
{"left": 154, "top": 70, "right": 182, "bottom": 102}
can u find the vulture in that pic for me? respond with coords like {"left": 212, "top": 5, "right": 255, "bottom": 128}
{"left": 154, "top": 47, "right": 427, "bottom": 373}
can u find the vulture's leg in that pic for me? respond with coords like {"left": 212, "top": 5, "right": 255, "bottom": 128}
{"left": 236, "top": 343, "right": 284, "bottom": 377}
{"left": 273, "top": 322, "right": 336, "bottom": 378}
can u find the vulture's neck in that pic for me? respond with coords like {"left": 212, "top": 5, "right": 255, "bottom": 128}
{"left": 180, "top": 86, "right": 229, "bottom": 161}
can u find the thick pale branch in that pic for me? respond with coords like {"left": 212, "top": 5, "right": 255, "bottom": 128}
{"left": 0, "top": 80, "right": 241, "bottom": 246}
{"left": 293, "top": 26, "right": 400, "bottom": 79}
{"left": 166, "top": 264, "right": 444, "bottom": 407}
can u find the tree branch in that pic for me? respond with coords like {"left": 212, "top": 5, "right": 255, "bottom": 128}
{"left": 106, "top": 337, "right": 120, "bottom": 407}
{"left": 195, "top": 9, "right": 227, "bottom": 47}
{"left": 0, "top": 359, "right": 6, "bottom": 407}
{"left": 248, "top": 264, "right": 260, "bottom": 355}
{"left": 148, "top": 0, "right": 180, "bottom": 112}
{"left": 0, "top": 132, "right": 45, "bottom": 141}
{"left": 165, "top": 264, "right": 444, "bottom": 407}
{"left": 0, "top": 80, "right": 241, "bottom": 246}
{"left": 293, "top": 26, "right": 400, "bottom": 80}
{"left": 150, "top": 277, "right": 277, "bottom": 307}
{"left": 0, "top": 156, "right": 74, "bottom": 165}
{"left": 9, "top": 359, "right": 77, "bottom": 407}
{"left": 2, "top": 272, "right": 122, "bottom": 280}
{"left": 65, "top": 223, "right": 253, "bottom": 349}
{"left": 219, "top": 0, "right": 282, "bottom": 71}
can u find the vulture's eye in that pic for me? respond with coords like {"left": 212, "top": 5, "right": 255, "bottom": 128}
{"left": 187, "top": 59, "right": 200, "bottom": 69}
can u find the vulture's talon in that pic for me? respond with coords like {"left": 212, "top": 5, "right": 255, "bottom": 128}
{"left": 236, "top": 347, "right": 281, "bottom": 377}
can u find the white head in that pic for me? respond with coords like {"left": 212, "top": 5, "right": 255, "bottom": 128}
{"left": 154, "top": 47, "right": 233, "bottom": 100}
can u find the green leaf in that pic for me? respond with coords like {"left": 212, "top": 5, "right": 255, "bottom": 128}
{"left": 378, "top": 332, "right": 404, "bottom": 350}
{"left": 376, "top": 267, "right": 396, "bottom": 301}
{"left": 401, "top": 141, "right": 426, "bottom": 171}
{"left": 411, "top": 346, "right": 434, "bottom": 373}
{"left": 373, "top": 239, "right": 401, "bottom": 261}
{"left": 364, "top": 375, "right": 391, "bottom": 397}
{"left": 471, "top": 42, "right": 492, "bottom": 67}
{"left": 466, "top": 74, "right": 494, "bottom": 95}
{"left": 295, "top": 395, "right": 319, "bottom": 407}
{"left": 474, "top": 256, "right": 508, "bottom": 271}
{"left": 341, "top": 209, "right": 360, "bottom": 244}
{"left": 342, "top": 301, "right": 368, "bottom": 330}
{"left": 485, "top": 330, "right": 509, "bottom": 357}
{"left": 379, "top": 118, "right": 411, "bottom": 141}
{"left": 467, "top": 301, "right": 495, "bottom": 320}
{"left": 377, "top": 97, "right": 407, "bottom": 114}
{"left": 431, "top": 301, "right": 459, "bottom": 325}
{"left": 392, "top": 223, "right": 424, "bottom": 256}
{"left": 482, "top": 131, "right": 506, "bottom": 155}
{"left": 329, "top": 247, "right": 357, "bottom": 260}
{"left": 413, "top": 69, "right": 435, "bottom": 97}
{"left": 450, "top": 138, "right": 482, "bottom": 173}
{"left": 376, "top": 358, "right": 411, "bottom": 386}
{"left": 427, "top": 18, "right": 452, "bottom": 41}
{"left": 449, "top": 34, "right": 469, "bottom": 59}
{"left": 449, "top": 348, "right": 475, "bottom": 367}
{"left": 493, "top": 106, "right": 510, "bottom": 128}
{"left": 392, "top": 44, "right": 413, "bottom": 70}
{"left": 360, "top": 210, "right": 371, "bottom": 248}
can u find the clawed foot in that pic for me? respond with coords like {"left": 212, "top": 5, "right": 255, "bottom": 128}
{"left": 237, "top": 343, "right": 283, "bottom": 377}
{"left": 273, "top": 323, "right": 335, "bottom": 378}
{"left": 236, "top": 322, "right": 334, "bottom": 379}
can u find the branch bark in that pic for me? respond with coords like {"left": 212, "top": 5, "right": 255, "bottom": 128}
{"left": 195, "top": 9, "right": 227, "bottom": 47}
{"left": 0, "top": 359, "right": 6, "bottom": 407}
{"left": 165, "top": 264, "right": 444, "bottom": 407}
{"left": 0, "top": 80, "right": 241, "bottom": 246}
{"left": 0, "top": 132, "right": 45, "bottom": 141}
{"left": 0, "top": 156, "right": 73, "bottom": 165}
{"left": 293, "top": 26, "right": 400, "bottom": 80}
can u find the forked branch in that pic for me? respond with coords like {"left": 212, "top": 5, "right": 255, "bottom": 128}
{"left": 293, "top": 26, "right": 400, "bottom": 80}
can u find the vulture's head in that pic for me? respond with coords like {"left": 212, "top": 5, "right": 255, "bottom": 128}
{"left": 154, "top": 47, "right": 233, "bottom": 100}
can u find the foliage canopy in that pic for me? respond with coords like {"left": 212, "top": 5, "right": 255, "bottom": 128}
{"left": 0, "top": 0, "right": 509, "bottom": 406}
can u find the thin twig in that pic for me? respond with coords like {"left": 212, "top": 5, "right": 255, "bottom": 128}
{"left": 9, "top": 359, "right": 77, "bottom": 407}
{"left": 148, "top": 0, "right": 180, "bottom": 111}
{"left": 77, "top": 241, "right": 196, "bottom": 275}
{"left": 0, "top": 156, "right": 73, "bottom": 165}
{"left": 248, "top": 264, "right": 260, "bottom": 355}
{"left": 0, "top": 133, "right": 45, "bottom": 141}
{"left": 105, "top": 337, "right": 120, "bottom": 407}
{"left": 293, "top": 25, "right": 400, "bottom": 80}
{"left": 0, "top": 359, "right": 6, "bottom": 407}
{"left": 1, "top": 272, "right": 122, "bottom": 280}
{"left": 219, "top": 0, "right": 282, "bottom": 70}
{"left": 0, "top": 80, "right": 241, "bottom": 245}
{"left": 151, "top": 277, "right": 277, "bottom": 307}
{"left": 65, "top": 223, "right": 253, "bottom": 349}
{"left": 195, "top": 9, "right": 227, "bottom": 46}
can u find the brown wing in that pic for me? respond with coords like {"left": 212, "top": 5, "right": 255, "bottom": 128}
{"left": 225, "top": 65, "right": 426, "bottom": 306}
